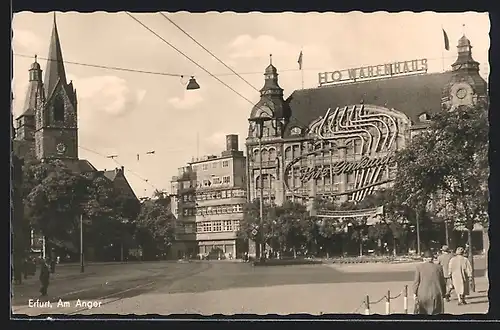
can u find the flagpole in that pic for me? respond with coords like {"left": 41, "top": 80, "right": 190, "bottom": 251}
{"left": 441, "top": 25, "right": 445, "bottom": 72}
{"left": 301, "top": 46, "right": 304, "bottom": 90}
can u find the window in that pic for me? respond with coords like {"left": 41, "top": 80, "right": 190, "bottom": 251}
{"left": 232, "top": 220, "right": 240, "bottom": 231}
{"left": 222, "top": 160, "right": 229, "bottom": 167}
{"left": 193, "top": 165, "right": 198, "bottom": 172}
{"left": 183, "top": 195, "right": 188, "bottom": 202}
{"left": 202, "top": 164, "right": 208, "bottom": 171}
{"left": 212, "top": 177, "right": 221, "bottom": 185}
{"left": 196, "top": 222, "right": 203, "bottom": 233}
{"left": 223, "top": 220, "right": 233, "bottom": 232}
{"left": 285, "top": 147, "right": 292, "bottom": 160}
{"left": 223, "top": 176, "right": 231, "bottom": 184}
{"left": 202, "top": 222, "right": 212, "bottom": 232}
{"left": 53, "top": 95, "right": 65, "bottom": 122}
{"left": 213, "top": 221, "right": 222, "bottom": 232}
{"left": 212, "top": 162, "right": 218, "bottom": 168}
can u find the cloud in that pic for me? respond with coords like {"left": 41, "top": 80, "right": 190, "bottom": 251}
{"left": 12, "top": 29, "right": 43, "bottom": 53}
{"left": 168, "top": 89, "right": 204, "bottom": 110}
{"left": 227, "top": 34, "right": 332, "bottom": 66}
{"left": 67, "top": 74, "right": 146, "bottom": 117}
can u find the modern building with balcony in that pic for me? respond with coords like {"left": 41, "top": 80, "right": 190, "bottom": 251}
{"left": 170, "top": 134, "right": 247, "bottom": 259}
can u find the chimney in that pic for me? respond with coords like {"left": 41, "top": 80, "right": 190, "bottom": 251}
{"left": 121, "top": 166, "right": 124, "bottom": 172}
{"left": 226, "top": 134, "right": 239, "bottom": 152}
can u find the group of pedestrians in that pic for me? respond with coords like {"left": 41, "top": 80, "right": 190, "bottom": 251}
{"left": 412, "top": 245, "right": 473, "bottom": 315}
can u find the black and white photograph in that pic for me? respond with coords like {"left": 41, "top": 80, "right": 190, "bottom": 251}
{"left": 10, "top": 11, "right": 490, "bottom": 317}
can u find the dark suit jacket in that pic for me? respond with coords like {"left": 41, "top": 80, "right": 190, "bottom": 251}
{"left": 413, "top": 262, "right": 446, "bottom": 314}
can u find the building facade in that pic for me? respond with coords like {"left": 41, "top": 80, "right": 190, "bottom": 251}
{"left": 170, "top": 135, "right": 247, "bottom": 259}
{"left": 246, "top": 36, "right": 487, "bottom": 237}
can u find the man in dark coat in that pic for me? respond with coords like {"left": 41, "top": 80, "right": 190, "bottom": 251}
{"left": 39, "top": 258, "right": 50, "bottom": 297}
{"left": 436, "top": 245, "right": 454, "bottom": 301}
{"left": 413, "top": 250, "right": 447, "bottom": 314}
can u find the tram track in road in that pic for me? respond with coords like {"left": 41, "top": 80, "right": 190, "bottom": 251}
{"left": 66, "top": 262, "right": 213, "bottom": 315}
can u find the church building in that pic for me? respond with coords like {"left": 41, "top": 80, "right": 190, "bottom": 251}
{"left": 13, "top": 15, "right": 138, "bottom": 253}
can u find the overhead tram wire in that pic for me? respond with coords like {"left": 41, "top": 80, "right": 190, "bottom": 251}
{"left": 159, "top": 12, "right": 260, "bottom": 94}
{"left": 78, "top": 145, "right": 158, "bottom": 190}
{"left": 131, "top": 13, "right": 324, "bottom": 141}
{"left": 125, "top": 12, "right": 255, "bottom": 106}
{"left": 13, "top": 53, "right": 485, "bottom": 79}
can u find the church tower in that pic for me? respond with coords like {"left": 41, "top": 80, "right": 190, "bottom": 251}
{"left": 441, "top": 34, "right": 488, "bottom": 110}
{"left": 34, "top": 14, "right": 78, "bottom": 161}
{"left": 15, "top": 56, "right": 44, "bottom": 143}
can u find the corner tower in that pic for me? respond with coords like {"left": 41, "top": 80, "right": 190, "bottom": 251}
{"left": 442, "top": 34, "right": 488, "bottom": 110}
{"left": 248, "top": 55, "right": 290, "bottom": 139}
{"left": 34, "top": 13, "right": 78, "bottom": 161}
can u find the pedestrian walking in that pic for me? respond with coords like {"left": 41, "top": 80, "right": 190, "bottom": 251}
{"left": 436, "top": 245, "right": 454, "bottom": 301}
{"left": 447, "top": 247, "right": 473, "bottom": 305}
{"left": 412, "top": 250, "right": 447, "bottom": 315}
{"left": 39, "top": 258, "right": 50, "bottom": 297}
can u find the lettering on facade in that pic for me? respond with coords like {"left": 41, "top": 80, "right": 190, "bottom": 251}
{"left": 318, "top": 59, "right": 428, "bottom": 86}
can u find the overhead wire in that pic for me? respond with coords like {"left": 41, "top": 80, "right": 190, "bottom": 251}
{"left": 13, "top": 52, "right": 489, "bottom": 79}
{"left": 78, "top": 145, "right": 157, "bottom": 190}
{"left": 125, "top": 12, "right": 255, "bottom": 106}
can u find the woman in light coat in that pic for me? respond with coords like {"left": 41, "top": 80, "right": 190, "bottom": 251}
{"left": 447, "top": 247, "right": 472, "bottom": 305}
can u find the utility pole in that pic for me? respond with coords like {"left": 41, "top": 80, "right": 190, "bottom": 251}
{"left": 258, "top": 134, "right": 264, "bottom": 261}
{"left": 80, "top": 214, "right": 84, "bottom": 273}
{"left": 416, "top": 210, "right": 421, "bottom": 256}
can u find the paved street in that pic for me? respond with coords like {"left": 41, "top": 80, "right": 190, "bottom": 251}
{"left": 11, "top": 257, "right": 488, "bottom": 316}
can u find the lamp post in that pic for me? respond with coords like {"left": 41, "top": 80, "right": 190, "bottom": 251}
{"left": 80, "top": 213, "right": 84, "bottom": 273}
{"left": 248, "top": 116, "right": 272, "bottom": 261}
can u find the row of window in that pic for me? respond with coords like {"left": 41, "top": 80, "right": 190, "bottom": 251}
{"left": 180, "top": 189, "right": 247, "bottom": 204}
{"left": 197, "top": 220, "right": 241, "bottom": 233}
{"left": 181, "top": 204, "right": 244, "bottom": 216}
{"left": 194, "top": 160, "right": 230, "bottom": 172}
{"left": 196, "top": 189, "right": 246, "bottom": 200}
{"left": 197, "top": 204, "right": 243, "bottom": 215}
{"left": 198, "top": 176, "right": 231, "bottom": 188}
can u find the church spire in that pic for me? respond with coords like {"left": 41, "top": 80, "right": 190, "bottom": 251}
{"left": 44, "top": 12, "right": 68, "bottom": 100}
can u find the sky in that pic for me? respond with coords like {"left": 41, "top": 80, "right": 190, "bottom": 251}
{"left": 12, "top": 11, "right": 490, "bottom": 198}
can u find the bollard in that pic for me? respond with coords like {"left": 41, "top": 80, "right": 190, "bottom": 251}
{"left": 364, "top": 295, "right": 370, "bottom": 315}
{"left": 386, "top": 290, "right": 391, "bottom": 315}
{"left": 403, "top": 285, "right": 408, "bottom": 314}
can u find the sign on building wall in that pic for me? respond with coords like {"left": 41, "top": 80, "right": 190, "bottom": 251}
{"left": 318, "top": 59, "right": 428, "bottom": 86}
{"left": 284, "top": 105, "right": 408, "bottom": 202}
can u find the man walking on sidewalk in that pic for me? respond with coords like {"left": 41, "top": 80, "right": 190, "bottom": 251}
{"left": 39, "top": 258, "right": 50, "bottom": 297}
{"left": 437, "top": 245, "right": 454, "bottom": 301}
{"left": 448, "top": 247, "right": 472, "bottom": 305}
{"left": 413, "top": 250, "right": 447, "bottom": 314}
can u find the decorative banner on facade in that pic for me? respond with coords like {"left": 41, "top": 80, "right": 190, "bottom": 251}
{"left": 284, "top": 104, "right": 405, "bottom": 202}
{"left": 318, "top": 58, "right": 428, "bottom": 86}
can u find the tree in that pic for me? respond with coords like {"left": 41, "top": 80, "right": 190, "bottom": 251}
{"left": 134, "top": 193, "right": 175, "bottom": 260}
{"left": 24, "top": 160, "right": 91, "bottom": 246}
{"left": 393, "top": 102, "right": 488, "bottom": 287}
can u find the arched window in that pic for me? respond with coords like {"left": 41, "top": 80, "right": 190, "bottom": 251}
{"left": 253, "top": 149, "right": 260, "bottom": 163}
{"left": 261, "top": 149, "right": 269, "bottom": 162}
{"left": 285, "top": 147, "right": 292, "bottom": 160}
{"left": 269, "top": 148, "right": 276, "bottom": 161}
{"left": 53, "top": 96, "right": 65, "bottom": 122}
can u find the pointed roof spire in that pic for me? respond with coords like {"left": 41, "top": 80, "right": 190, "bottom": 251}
{"left": 269, "top": 54, "right": 273, "bottom": 65}
{"left": 44, "top": 11, "right": 68, "bottom": 100}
